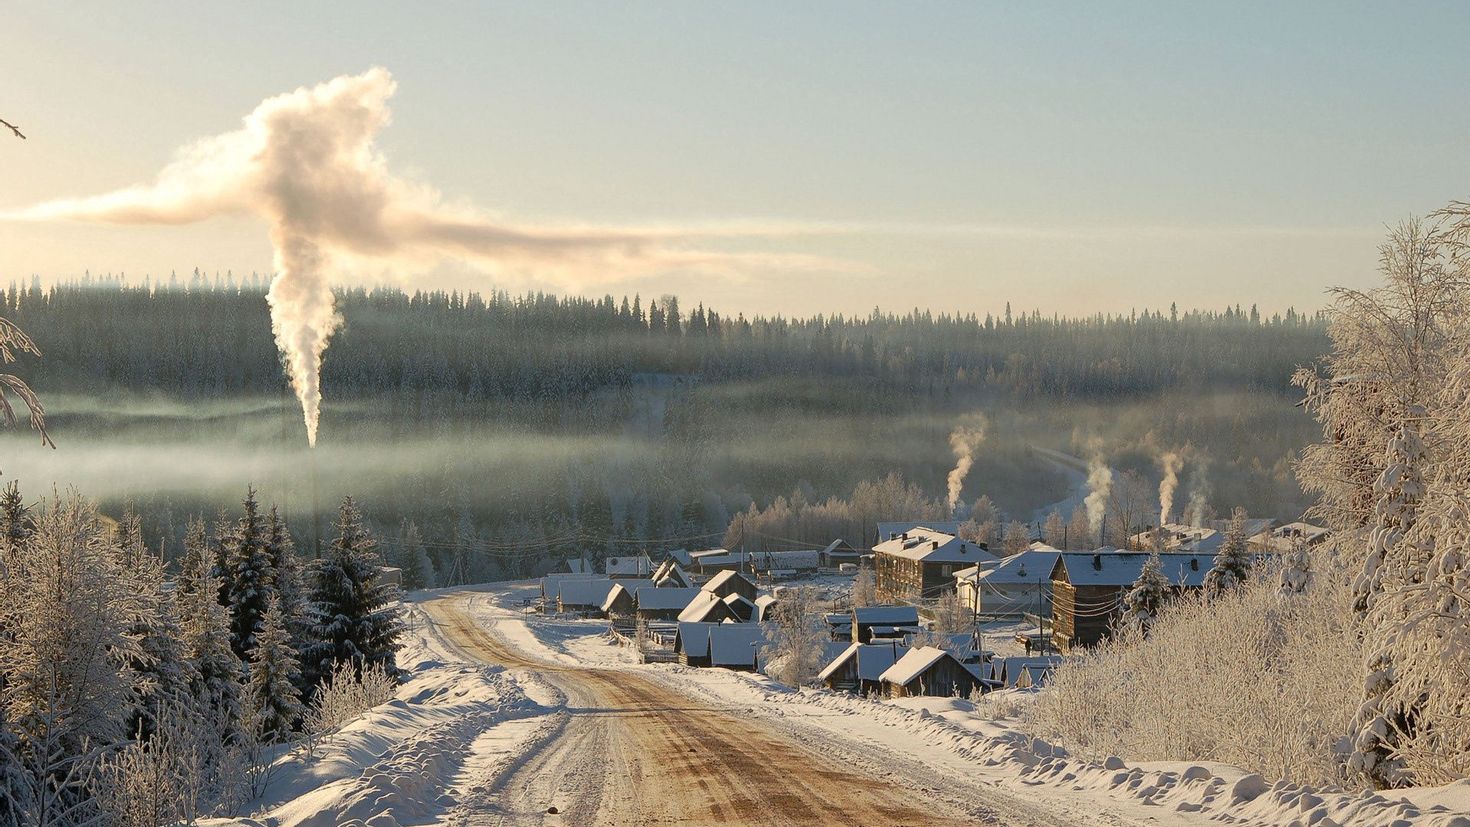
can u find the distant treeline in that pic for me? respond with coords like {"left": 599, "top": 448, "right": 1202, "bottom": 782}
{"left": 6, "top": 274, "right": 1326, "bottom": 404}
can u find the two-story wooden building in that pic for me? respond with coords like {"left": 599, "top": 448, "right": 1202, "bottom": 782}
{"left": 1049, "top": 552, "right": 1211, "bottom": 651}
{"left": 873, "top": 527, "right": 999, "bottom": 602}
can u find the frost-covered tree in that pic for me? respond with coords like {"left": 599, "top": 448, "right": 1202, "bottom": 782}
{"left": 303, "top": 497, "right": 404, "bottom": 689}
{"left": 1042, "top": 509, "right": 1066, "bottom": 549}
{"left": 0, "top": 481, "right": 32, "bottom": 566}
{"left": 930, "top": 588, "right": 971, "bottom": 634}
{"left": 1122, "top": 552, "right": 1170, "bottom": 636}
{"left": 224, "top": 488, "right": 276, "bottom": 660}
{"left": 1068, "top": 507, "right": 1091, "bottom": 550}
{"left": 394, "top": 519, "right": 435, "bottom": 592}
{"left": 179, "top": 569, "right": 245, "bottom": 745}
{"left": 175, "top": 516, "right": 212, "bottom": 605}
{"left": 850, "top": 568, "right": 876, "bottom": 608}
{"left": 1204, "top": 506, "right": 1252, "bottom": 597}
{"left": 264, "top": 506, "right": 313, "bottom": 660}
{"left": 245, "top": 596, "right": 303, "bottom": 743}
{"left": 1279, "top": 541, "right": 1312, "bottom": 596}
{"left": 1002, "top": 521, "right": 1030, "bottom": 556}
{"left": 760, "top": 587, "right": 827, "bottom": 687}
{"left": 119, "top": 549, "right": 195, "bottom": 741}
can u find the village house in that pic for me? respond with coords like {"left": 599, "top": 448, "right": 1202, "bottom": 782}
{"left": 723, "top": 593, "right": 757, "bottom": 622}
{"left": 873, "top": 528, "right": 999, "bottom": 601}
{"left": 702, "top": 570, "right": 759, "bottom": 602}
{"left": 874, "top": 521, "right": 962, "bottom": 548}
{"left": 688, "top": 548, "right": 748, "bottom": 574}
{"left": 850, "top": 605, "right": 922, "bottom": 643}
{"left": 749, "top": 549, "right": 823, "bottom": 576}
{"left": 601, "top": 583, "right": 635, "bottom": 618}
{"left": 954, "top": 548, "right": 1058, "bottom": 619}
{"left": 633, "top": 586, "right": 701, "bottom": 622}
{"left": 605, "top": 554, "right": 655, "bottom": 579}
{"left": 707, "top": 624, "right": 768, "bottom": 671}
{"left": 677, "top": 591, "right": 742, "bottom": 623}
{"left": 649, "top": 559, "right": 693, "bottom": 588}
{"left": 541, "top": 573, "right": 598, "bottom": 604}
{"left": 673, "top": 621, "right": 719, "bottom": 667}
{"left": 556, "top": 577, "right": 617, "bottom": 615}
{"left": 819, "top": 539, "right": 861, "bottom": 569}
{"left": 753, "top": 594, "right": 779, "bottom": 622}
{"left": 878, "top": 646, "right": 992, "bottom": 698}
{"left": 1049, "top": 552, "right": 1211, "bottom": 651}
{"left": 824, "top": 612, "right": 854, "bottom": 640}
{"left": 988, "top": 656, "right": 1064, "bottom": 689}
{"left": 1250, "top": 521, "right": 1330, "bottom": 552}
{"left": 818, "top": 641, "right": 909, "bottom": 695}
{"left": 558, "top": 558, "right": 592, "bottom": 575}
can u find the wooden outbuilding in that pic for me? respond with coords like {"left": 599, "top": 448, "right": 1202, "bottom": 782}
{"left": 878, "top": 647, "right": 992, "bottom": 699}
{"left": 818, "top": 642, "right": 909, "bottom": 695}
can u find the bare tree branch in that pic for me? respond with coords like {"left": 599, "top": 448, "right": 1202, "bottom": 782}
{"left": 0, "top": 117, "right": 25, "bottom": 140}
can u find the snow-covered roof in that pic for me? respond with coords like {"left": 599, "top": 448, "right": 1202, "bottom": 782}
{"left": 722, "top": 593, "right": 756, "bottom": 620}
{"left": 1251, "top": 522, "right": 1331, "bottom": 552}
{"left": 605, "top": 555, "right": 654, "bottom": 577}
{"left": 753, "top": 594, "right": 779, "bottom": 622}
{"left": 750, "top": 549, "right": 822, "bottom": 570}
{"left": 557, "top": 577, "right": 616, "bottom": 606}
{"left": 817, "top": 642, "right": 910, "bottom": 682}
{"left": 703, "top": 570, "right": 755, "bottom": 594}
{"left": 678, "top": 592, "right": 730, "bottom": 623}
{"left": 675, "top": 622, "right": 719, "bottom": 657}
{"left": 542, "top": 573, "right": 601, "bottom": 594}
{"left": 878, "top": 646, "right": 952, "bottom": 686}
{"left": 562, "top": 558, "right": 592, "bottom": 574}
{"left": 690, "top": 548, "right": 735, "bottom": 560}
{"left": 990, "top": 656, "right": 1064, "bottom": 687}
{"left": 822, "top": 539, "right": 858, "bottom": 555}
{"left": 1051, "top": 552, "right": 1212, "bottom": 588}
{"left": 650, "top": 560, "right": 692, "bottom": 587}
{"left": 872, "top": 528, "right": 999, "bottom": 565}
{"left": 876, "top": 521, "right": 962, "bottom": 543}
{"left": 960, "top": 549, "right": 1061, "bottom": 586}
{"left": 708, "top": 624, "right": 767, "bottom": 667}
{"left": 633, "top": 586, "right": 701, "bottom": 611}
{"left": 601, "top": 583, "right": 631, "bottom": 613}
{"left": 662, "top": 548, "right": 694, "bottom": 567}
{"left": 852, "top": 606, "right": 920, "bottom": 626}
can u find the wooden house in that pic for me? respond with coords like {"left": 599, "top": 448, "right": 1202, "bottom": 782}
{"left": 819, "top": 539, "right": 861, "bottom": 569}
{"left": 954, "top": 548, "right": 1058, "bottom": 618}
{"left": 818, "top": 642, "right": 909, "bottom": 695}
{"left": 873, "top": 528, "right": 999, "bottom": 601}
{"left": 605, "top": 554, "right": 654, "bottom": 579}
{"left": 707, "top": 624, "right": 768, "bottom": 671}
{"left": 633, "top": 586, "right": 701, "bottom": 622}
{"left": 850, "top": 606, "right": 921, "bottom": 643}
{"left": 878, "top": 647, "right": 992, "bottom": 699}
{"left": 703, "top": 570, "right": 758, "bottom": 602}
{"left": 678, "top": 591, "right": 741, "bottom": 624}
{"left": 556, "top": 577, "right": 616, "bottom": 615}
{"left": 601, "top": 583, "right": 634, "bottom": 618}
{"left": 674, "top": 622, "right": 719, "bottom": 667}
{"left": 1049, "top": 552, "right": 1210, "bottom": 652}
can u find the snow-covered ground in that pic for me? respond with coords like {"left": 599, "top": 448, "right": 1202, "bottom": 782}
{"left": 212, "top": 582, "right": 1470, "bottom": 827}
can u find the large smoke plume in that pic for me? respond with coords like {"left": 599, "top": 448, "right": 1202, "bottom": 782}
{"left": 1156, "top": 450, "right": 1183, "bottom": 526}
{"left": 945, "top": 415, "right": 989, "bottom": 513}
{"left": 1082, "top": 442, "right": 1113, "bottom": 543}
{"left": 7, "top": 69, "right": 801, "bottom": 445}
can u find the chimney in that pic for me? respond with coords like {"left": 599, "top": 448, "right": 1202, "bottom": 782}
{"left": 978, "top": 542, "right": 989, "bottom": 551}
{"left": 1092, "top": 553, "right": 1102, "bottom": 571}
{"left": 901, "top": 532, "right": 908, "bottom": 541}
{"left": 960, "top": 543, "right": 967, "bottom": 553}
{"left": 931, "top": 540, "right": 939, "bottom": 550}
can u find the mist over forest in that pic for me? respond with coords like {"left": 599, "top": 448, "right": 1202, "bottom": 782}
{"left": 0, "top": 274, "right": 1327, "bottom": 578}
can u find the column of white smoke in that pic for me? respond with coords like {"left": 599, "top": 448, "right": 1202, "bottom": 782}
{"left": 266, "top": 232, "right": 340, "bottom": 446}
{"left": 945, "top": 415, "right": 989, "bottom": 514}
{"left": 1157, "top": 451, "right": 1182, "bottom": 526}
{"left": 1082, "top": 449, "right": 1113, "bottom": 544}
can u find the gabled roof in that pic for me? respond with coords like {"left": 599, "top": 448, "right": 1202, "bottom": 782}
{"left": 852, "top": 606, "right": 920, "bottom": 626}
{"left": 662, "top": 548, "right": 694, "bottom": 567}
{"left": 675, "top": 622, "right": 719, "bottom": 658}
{"left": 879, "top": 646, "right": 955, "bottom": 686}
{"left": 605, "top": 554, "right": 654, "bottom": 577}
{"left": 872, "top": 528, "right": 999, "bottom": 565}
{"left": 690, "top": 548, "right": 735, "bottom": 561}
{"left": 708, "top": 623, "right": 767, "bottom": 667}
{"left": 753, "top": 594, "right": 779, "bottom": 622}
{"left": 601, "top": 583, "right": 631, "bottom": 613}
{"left": 557, "top": 577, "right": 616, "bottom": 606}
{"left": 542, "top": 573, "right": 601, "bottom": 594}
{"left": 822, "top": 539, "right": 858, "bottom": 555}
{"left": 957, "top": 549, "right": 1061, "bottom": 586}
{"left": 751, "top": 549, "right": 823, "bottom": 570}
{"left": 990, "top": 656, "right": 1064, "bottom": 687}
{"left": 876, "top": 521, "right": 962, "bottom": 543}
{"left": 1050, "top": 552, "right": 1212, "bottom": 588}
{"left": 563, "top": 558, "right": 591, "bottom": 574}
{"left": 703, "top": 570, "right": 755, "bottom": 594}
{"left": 678, "top": 591, "right": 733, "bottom": 623}
{"left": 817, "top": 642, "right": 910, "bottom": 682}
{"left": 633, "top": 586, "right": 701, "bottom": 611}
{"left": 723, "top": 593, "right": 756, "bottom": 620}
{"left": 650, "top": 560, "right": 693, "bottom": 588}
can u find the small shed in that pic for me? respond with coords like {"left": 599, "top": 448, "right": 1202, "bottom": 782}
{"left": 820, "top": 539, "right": 861, "bottom": 569}
{"left": 703, "top": 570, "right": 758, "bottom": 602}
{"left": 708, "top": 624, "right": 768, "bottom": 671}
{"left": 633, "top": 586, "right": 701, "bottom": 622}
{"left": 879, "top": 647, "right": 991, "bottom": 699}
{"left": 824, "top": 613, "right": 854, "bottom": 640}
{"left": 557, "top": 577, "right": 616, "bottom": 615}
{"left": 601, "top": 583, "right": 634, "bottom": 618}
{"left": 818, "top": 642, "right": 909, "bottom": 695}
{"left": 990, "top": 656, "right": 1064, "bottom": 689}
{"left": 851, "top": 606, "right": 921, "bottom": 643}
{"left": 753, "top": 594, "right": 779, "bottom": 623}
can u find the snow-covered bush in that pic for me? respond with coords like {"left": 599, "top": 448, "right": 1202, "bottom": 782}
{"left": 1024, "top": 551, "right": 1359, "bottom": 786}
{"left": 760, "top": 587, "right": 828, "bottom": 688}
{"left": 304, "top": 661, "right": 398, "bottom": 737}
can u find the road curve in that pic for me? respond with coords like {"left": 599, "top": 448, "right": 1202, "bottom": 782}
{"left": 421, "top": 591, "right": 985, "bottom": 827}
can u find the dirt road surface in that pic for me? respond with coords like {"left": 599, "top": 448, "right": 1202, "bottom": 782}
{"left": 421, "top": 591, "right": 1047, "bottom": 827}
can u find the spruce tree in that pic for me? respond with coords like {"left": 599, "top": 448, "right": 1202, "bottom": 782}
{"left": 224, "top": 488, "right": 276, "bottom": 660}
{"left": 0, "top": 481, "right": 30, "bottom": 569}
{"left": 120, "top": 549, "right": 196, "bottom": 740}
{"left": 180, "top": 569, "right": 245, "bottom": 744}
{"left": 175, "top": 516, "right": 212, "bottom": 605}
{"left": 1204, "top": 506, "right": 1252, "bottom": 596}
{"left": 303, "top": 497, "right": 404, "bottom": 689}
{"left": 394, "top": 519, "right": 435, "bottom": 591}
{"left": 246, "top": 596, "right": 304, "bottom": 743}
{"left": 1122, "top": 552, "right": 1170, "bottom": 636}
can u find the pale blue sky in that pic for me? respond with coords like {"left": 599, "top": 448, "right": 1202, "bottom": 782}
{"left": 4, "top": 2, "right": 1468, "bottom": 317}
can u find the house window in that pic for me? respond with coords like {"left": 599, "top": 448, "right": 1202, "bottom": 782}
{"left": 942, "top": 565, "right": 953, "bottom": 576}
